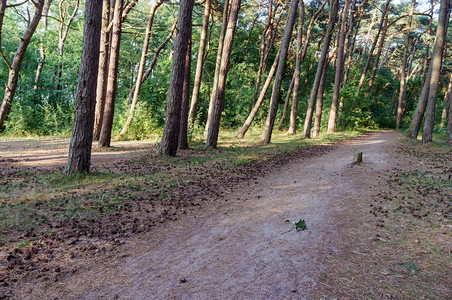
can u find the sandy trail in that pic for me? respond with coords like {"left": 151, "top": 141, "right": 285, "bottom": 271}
{"left": 33, "top": 131, "right": 399, "bottom": 299}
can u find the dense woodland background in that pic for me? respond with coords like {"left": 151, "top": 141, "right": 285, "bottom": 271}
{"left": 0, "top": 0, "right": 451, "bottom": 146}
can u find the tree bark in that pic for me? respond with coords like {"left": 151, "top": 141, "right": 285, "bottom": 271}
{"left": 422, "top": 0, "right": 450, "bottom": 143}
{"left": 158, "top": 0, "right": 194, "bottom": 156}
{"left": 250, "top": 2, "right": 286, "bottom": 108}
{"left": 98, "top": 0, "right": 123, "bottom": 147}
{"left": 448, "top": 77, "right": 452, "bottom": 143}
{"left": 65, "top": 0, "right": 102, "bottom": 174}
{"left": 343, "top": 0, "right": 367, "bottom": 86}
{"left": 277, "top": 73, "right": 295, "bottom": 131}
{"left": 204, "top": 0, "right": 229, "bottom": 137}
{"left": 261, "top": 0, "right": 298, "bottom": 144}
{"left": 34, "top": 0, "right": 53, "bottom": 90}
{"left": 56, "top": 0, "right": 80, "bottom": 92}
{"left": 313, "top": 57, "right": 329, "bottom": 137}
{"left": 188, "top": 0, "right": 210, "bottom": 127}
{"left": 206, "top": 0, "right": 241, "bottom": 148}
{"left": 116, "top": 0, "right": 165, "bottom": 140}
{"left": 396, "top": 0, "right": 415, "bottom": 130}
{"left": 367, "top": 1, "right": 390, "bottom": 92}
{"left": 288, "top": 0, "right": 308, "bottom": 135}
{"left": 303, "top": 0, "right": 338, "bottom": 138}
{"left": 93, "top": 0, "right": 112, "bottom": 141}
{"left": 0, "top": 0, "right": 45, "bottom": 133}
{"left": 421, "top": 0, "right": 434, "bottom": 88}
{"left": 356, "top": 0, "right": 390, "bottom": 93}
{"left": 440, "top": 73, "right": 452, "bottom": 127}
{"left": 327, "top": 0, "right": 350, "bottom": 133}
{"left": 237, "top": 49, "right": 281, "bottom": 139}
{"left": 178, "top": 38, "right": 192, "bottom": 150}
{"left": 122, "top": 23, "right": 176, "bottom": 110}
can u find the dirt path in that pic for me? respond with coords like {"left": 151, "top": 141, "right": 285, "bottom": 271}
{"left": 0, "top": 137, "right": 152, "bottom": 170}
{"left": 19, "top": 131, "right": 400, "bottom": 299}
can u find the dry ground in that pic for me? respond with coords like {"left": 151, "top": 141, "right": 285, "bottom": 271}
{"left": 0, "top": 131, "right": 451, "bottom": 299}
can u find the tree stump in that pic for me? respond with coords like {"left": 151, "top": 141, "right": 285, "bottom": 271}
{"left": 352, "top": 152, "right": 363, "bottom": 164}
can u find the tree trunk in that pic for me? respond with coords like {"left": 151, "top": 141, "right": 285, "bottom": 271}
{"left": 206, "top": 0, "right": 241, "bottom": 149}
{"left": 188, "top": 0, "right": 210, "bottom": 127}
{"left": 277, "top": 72, "right": 295, "bottom": 131}
{"left": 116, "top": 0, "right": 164, "bottom": 140}
{"left": 421, "top": 1, "right": 434, "bottom": 88}
{"left": 448, "top": 79, "right": 452, "bottom": 143}
{"left": 396, "top": 0, "right": 415, "bottom": 130}
{"left": 157, "top": 0, "right": 194, "bottom": 156}
{"left": 440, "top": 73, "right": 452, "bottom": 127}
{"left": 34, "top": 0, "right": 53, "bottom": 90}
{"left": 261, "top": 0, "right": 298, "bottom": 144}
{"left": 178, "top": 35, "right": 192, "bottom": 150}
{"left": 356, "top": 0, "right": 390, "bottom": 93}
{"left": 422, "top": 0, "right": 450, "bottom": 143}
{"left": 303, "top": 0, "right": 338, "bottom": 138}
{"left": 288, "top": 0, "right": 309, "bottom": 135}
{"left": 313, "top": 57, "right": 329, "bottom": 137}
{"left": 367, "top": 3, "right": 390, "bottom": 91}
{"left": 56, "top": 0, "right": 80, "bottom": 92}
{"left": 93, "top": 0, "right": 112, "bottom": 141}
{"left": 65, "top": 0, "right": 102, "bottom": 174}
{"left": 343, "top": 0, "right": 367, "bottom": 86}
{"left": 98, "top": 0, "right": 123, "bottom": 147}
{"left": 327, "top": 0, "right": 350, "bottom": 133}
{"left": 204, "top": 0, "right": 230, "bottom": 137}
{"left": 389, "top": 87, "right": 398, "bottom": 114}
{"left": 122, "top": 23, "right": 176, "bottom": 111}
{"left": 237, "top": 49, "right": 281, "bottom": 139}
{"left": 0, "top": 0, "right": 45, "bottom": 133}
{"left": 251, "top": 2, "right": 290, "bottom": 110}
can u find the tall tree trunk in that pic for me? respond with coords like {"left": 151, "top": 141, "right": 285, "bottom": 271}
{"left": 343, "top": 0, "right": 367, "bottom": 86}
{"left": 303, "top": 0, "right": 338, "bottom": 138}
{"left": 204, "top": 0, "right": 230, "bottom": 137}
{"left": 261, "top": 0, "right": 298, "bottom": 144}
{"left": 304, "top": 43, "right": 320, "bottom": 85}
{"left": 56, "top": 0, "right": 80, "bottom": 92}
{"left": 188, "top": 0, "right": 210, "bottom": 127}
{"left": 422, "top": 0, "right": 450, "bottom": 143}
{"left": 65, "top": 0, "right": 102, "bottom": 174}
{"left": 421, "top": 1, "right": 434, "bottom": 88}
{"left": 237, "top": 49, "right": 281, "bottom": 139}
{"left": 440, "top": 73, "right": 452, "bottom": 127}
{"left": 327, "top": 0, "right": 350, "bottom": 133}
{"left": 34, "top": 0, "right": 53, "bottom": 90}
{"left": 396, "top": 0, "right": 415, "bottom": 130}
{"left": 389, "top": 87, "right": 398, "bottom": 114}
{"left": 178, "top": 38, "right": 192, "bottom": 150}
{"left": 116, "top": 0, "right": 164, "bottom": 140}
{"left": 157, "top": 0, "right": 194, "bottom": 156}
{"left": 356, "top": 0, "right": 390, "bottom": 93}
{"left": 288, "top": 0, "right": 309, "bottom": 135}
{"left": 448, "top": 79, "right": 452, "bottom": 143}
{"left": 277, "top": 72, "right": 295, "bottom": 131}
{"left": 206, "top": 0, "right": 241, "bottom": 148}
{"left": 93, "top": 0, "right": 112, "bottom": 141}
{"left": 122, "top": 23, "right": 176, "bottom": 109}
{"left": 313, "top": 57, "right": 329, "bottom": 137}
{"left": 0, "top": 0, "right": 45, "bottom": 133}
{"left": 367, "top": 2, "right": 390, "bottom": 91}
{"left": 98, "top": 0, "right": 123, "bottom": 147}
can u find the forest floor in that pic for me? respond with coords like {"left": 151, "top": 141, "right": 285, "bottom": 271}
{"left": 0, "top": 131, "right": 451, "bottom": 299}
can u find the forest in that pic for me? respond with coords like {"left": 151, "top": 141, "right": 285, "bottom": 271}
{"left": 0, "top": 0, "right": 451, "bottom": 298}
{"left": 0, "top": 0, "right": 451, "bottom": 160}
